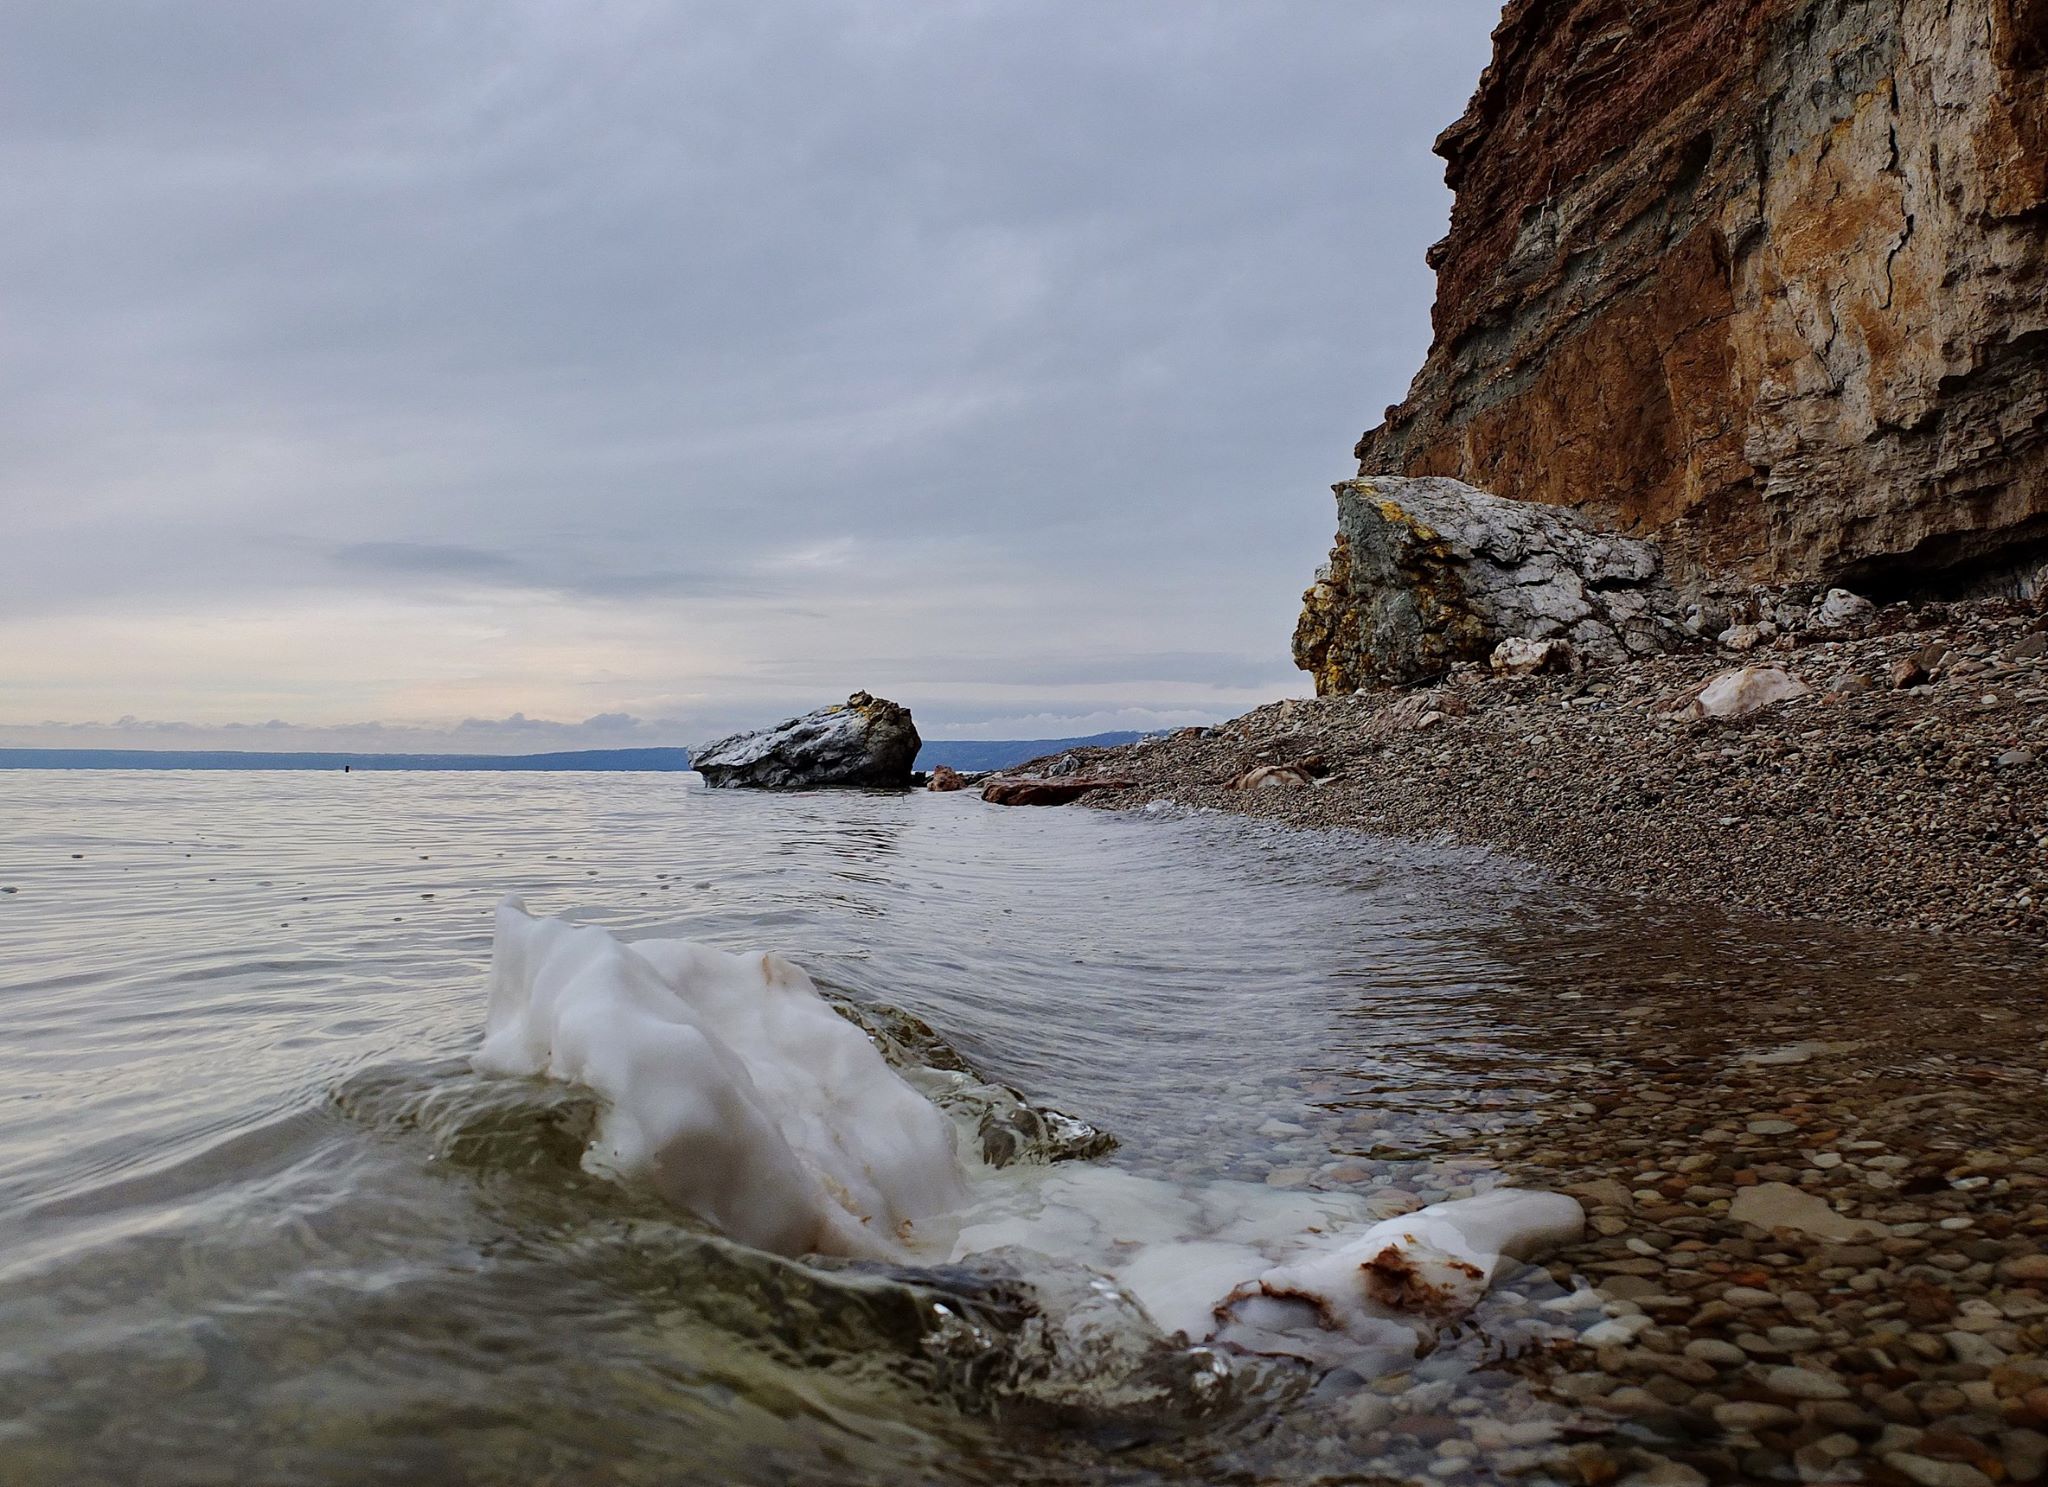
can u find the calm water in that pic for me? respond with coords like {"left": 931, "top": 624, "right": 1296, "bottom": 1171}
{"left": 1, "top": 771, "right": 2043, "bottom": 1486}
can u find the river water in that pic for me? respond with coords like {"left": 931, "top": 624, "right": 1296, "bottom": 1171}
{"left": 2, "top": 771, "right": 2044, "bottom": 1486}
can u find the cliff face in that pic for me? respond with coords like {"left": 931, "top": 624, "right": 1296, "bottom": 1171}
{"left": 1358, "top": 0, "right": 2048, "bottom": 597}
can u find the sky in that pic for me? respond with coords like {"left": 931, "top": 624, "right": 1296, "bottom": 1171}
{"left": 0, "top": 1, "right": 1502, "bottom": 751}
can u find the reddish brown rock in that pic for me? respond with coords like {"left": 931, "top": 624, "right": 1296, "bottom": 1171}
{"left": 980, "top": 777, "right": 1135, "bottom": 807}
{"left": 1356, "top": 0, "right": 2048, "bottom": 597}
{"left": 926, "top": 765, "right": 969, "bottom": 793}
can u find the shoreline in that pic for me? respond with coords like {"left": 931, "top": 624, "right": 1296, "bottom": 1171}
{"left": 1021, "top": 595, "right": 2048, "bottom": 942}
{"left": 993, "top": 601, "right": 2048, "bottom": 1484}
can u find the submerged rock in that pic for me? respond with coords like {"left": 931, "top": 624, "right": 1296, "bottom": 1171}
{"left": 1728, "top": 1182, "right": 1888, "bottom": 1242}
{"left": 926, "top": 765, "right": 970, "bottom": 792}
{"left": 693, "top": 691, "right": 920, "bottom": 789}
{"left": 1293, "top": 476, "right": 1682, "bottom": 691}
{"left": 981, "top": 777, "right": 1134, "bottom": 807}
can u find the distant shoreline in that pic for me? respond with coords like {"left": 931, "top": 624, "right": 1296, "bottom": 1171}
{"left": 0, "top": 733, "right": 1147, "bottom": 775}
{"left": 0, "top": 747, "right": 698, "bottom": 773}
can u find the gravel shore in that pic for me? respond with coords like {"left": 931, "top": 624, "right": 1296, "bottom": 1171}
{"left": 1029, "top": 595, "right": 2048, "bottom": 939}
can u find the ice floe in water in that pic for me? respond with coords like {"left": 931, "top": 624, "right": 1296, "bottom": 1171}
{"left": 477, "top": 900, "right": 1582, "bottom": 1370}
{"left": 477, "top": 898, "right": 966, "bottom": 1259}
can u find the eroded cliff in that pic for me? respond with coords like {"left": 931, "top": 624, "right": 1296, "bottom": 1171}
{"left": 1357, "top": 0, "right": 2048, "bottom": 597}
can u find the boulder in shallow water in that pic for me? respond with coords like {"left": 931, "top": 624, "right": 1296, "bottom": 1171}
{"left": 694, "top": 691, "right": 920, "bottom": 789}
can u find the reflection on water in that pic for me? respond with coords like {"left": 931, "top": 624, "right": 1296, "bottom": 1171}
{"left": 0, "top": 771, "right": 2043, "bottom": 1485}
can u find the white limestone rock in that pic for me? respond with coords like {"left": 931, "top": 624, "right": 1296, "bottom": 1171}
{"left": 1677, "top": 665, "right": 1813, "bottom": 720}
{"left": 1491, "top": 637, "right": 1575, "bottom": 677}
{"left": 1813, "top": 588, "right": 1878, "bottom": 630}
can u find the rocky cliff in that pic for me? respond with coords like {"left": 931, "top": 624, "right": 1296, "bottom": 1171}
{"left": 1356, "top": 0, "right": 2048, "bottom": 598}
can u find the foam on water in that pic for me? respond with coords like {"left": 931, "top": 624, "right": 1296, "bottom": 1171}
{"left": 478, "top": 901, "right": 1584, "bottom": 1368}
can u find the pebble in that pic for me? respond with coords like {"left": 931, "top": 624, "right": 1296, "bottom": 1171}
{"left": 1579, "top": 1315, "right": 1653, "bottom": 1347}
{"left": 1683, "top": 1338, "right": 1749, "bottom": 1367}
{"left": 1713, "top": 1400, "right": 1799, "bottom": 1432}
{"left": 1764, "top": 1364, "right": 1851, "bottom": 1400}
{"left": 2002, "top": 1254, "right": 2048, "bottom": 1284}
{"left": 1884, "top": 1453, "right": 1995, "bottom": 1487}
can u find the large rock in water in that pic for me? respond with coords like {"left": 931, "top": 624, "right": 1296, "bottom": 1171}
{"left": 1356, "top": 0, "right": 2048, "bottom": 597}
{"left": 693, "top": 692, "right": 920, "bottom": 789}
{"left": 1293, "top": 476, "right": 1683, "bottom": 692}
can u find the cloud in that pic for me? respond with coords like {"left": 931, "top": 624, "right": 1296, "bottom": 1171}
{"left": 330, "top": 541, "right": 527, "bottom": 580}
{"left": 0, "top": 0, "right": 1503, "bottom": 737}
{"left": 0, "top": 711, "right": 687, "bottom": 755}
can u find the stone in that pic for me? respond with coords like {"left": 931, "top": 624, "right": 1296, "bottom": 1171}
{"left": 1684, "top": 1338, "right": 1750, "bottom": 1367}
{"left": 2005, "top": 1429, "right": 2048, "bottom": 1483}
{"left": 1232, "top": 764, "right": 1315, "bottom": 789}
{"left": 1714, "top": 1400, "right": 1799, "bottom": 1432}
{"left": 1718, "top": 622, "right": 1779, "bottom": 653}
{"left": 1675, "top": 666, "right": 1814, "bottom": 721}
{"left": 1619, "top": 1457, "right": 1708, "bottom": 1487}
{"left": 1764, "top": 1364, "right": 1852, "bottom": 1400}
{"left": 1947, "top": 1331, "right": 2009, "bottom": 1367}
{"left": 980, "top": 777, "right": 1136, "bottom": 808}
{"left": 1351, "top": 0, "right": 2048, "bottom": 596}
{"left": 927, "top": 765, "right": 970, "bottom": 793}
{"left": 693, "top": 692, "right": 920, "bottom": 789}
{"left": 1722, "top": 1285, "right": 1778, "bottom": 1308}
{"left": 1815, "top": 588, "right": 1879, "bottom": 629}
{"left": 1997, "top": 749, "right": 2039, "bottom": 769}
{"left": 1729, "top": 1183, "right": 1889, "bottom": 1241}
{"left": 1893, "top": 657, "right": 1931, "bottom": 689}
{"left": 2001, "top": 1254, "right": 2048, "bottom": 1284}
{"left": 1491, "top": 636, "right": 1576, "bottom": 677}
{"left": 1883, "top": 1453, "right": 1995, "bottom": 1487}
{"left": 1292, "top": 476, "right": 1683, "bottom": 691}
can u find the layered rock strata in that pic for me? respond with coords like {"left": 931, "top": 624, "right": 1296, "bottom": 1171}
{"left": 693, "top": 692, "right": 920, "bottom": 788}
{"left": 1293, "top": 476, "right": 1683, "bottom": 691}
{"left": 1356, "top": 0, "right": 2048, "bottom": 596}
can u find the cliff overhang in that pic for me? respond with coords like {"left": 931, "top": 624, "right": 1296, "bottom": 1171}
{"left": 1350, "top": 0, "right": 2048, "bottom": 602}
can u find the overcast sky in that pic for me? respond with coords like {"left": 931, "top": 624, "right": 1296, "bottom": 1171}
{"left": 0, "top": 1, "right": 1500, "bottom": 751}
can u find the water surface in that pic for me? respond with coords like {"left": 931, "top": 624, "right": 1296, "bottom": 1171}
{"left": 2, "top": 771, "right": 2042, "bottom": 1485}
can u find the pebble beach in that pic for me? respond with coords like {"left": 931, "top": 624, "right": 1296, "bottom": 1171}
{"left": 1053, "top": 595, "right": 2048, "bottom": 939}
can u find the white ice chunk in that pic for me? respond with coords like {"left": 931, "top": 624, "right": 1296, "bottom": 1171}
{"left": 476, "top": 899, "right": 966, "bottom": 1259}
{"left": 475, "top": 904, "right": 1584, "bottom": 1361}
{"left": 1234, "top": 1188, "right": 1587, "bottom": 1331}
{"left": 1117, "top": 1241, "right": 1272, "bottom": 1341}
